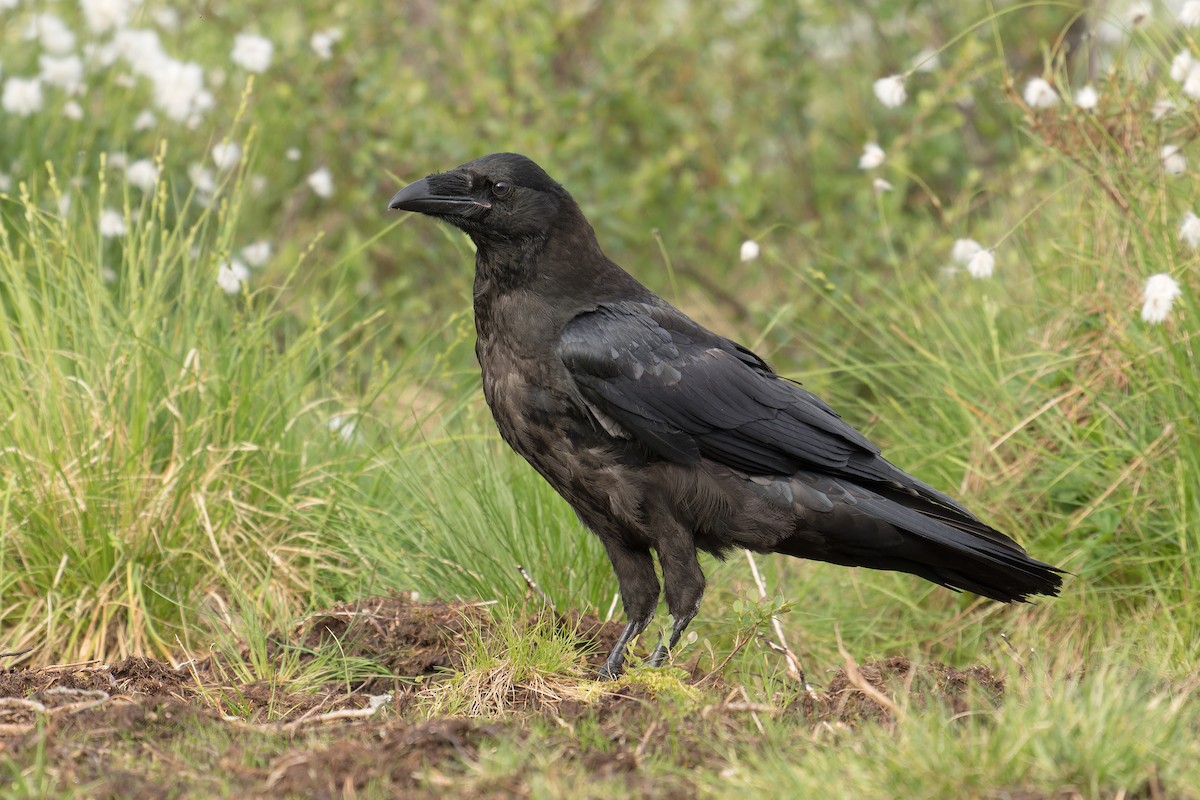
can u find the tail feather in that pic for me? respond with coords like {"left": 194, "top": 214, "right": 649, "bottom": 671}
{"left": 849, "top": 489, "right": 1064, "bottom": 601}
{"left": 778, "top": 477, "right": 1065, "bottom": 602}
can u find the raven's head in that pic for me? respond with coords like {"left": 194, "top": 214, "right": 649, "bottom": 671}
{"left": 388, "top": 153, "right": 570, "bottom": 247}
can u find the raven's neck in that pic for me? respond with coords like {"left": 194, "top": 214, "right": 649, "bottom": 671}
{"left": 472, "top": 235, "right": 647, "bottom": 348}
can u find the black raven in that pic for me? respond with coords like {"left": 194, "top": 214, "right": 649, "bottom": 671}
{"left": 388, "top": 153, "right": 1063, "bottom": 678}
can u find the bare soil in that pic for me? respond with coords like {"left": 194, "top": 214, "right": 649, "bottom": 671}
{"left": 0, "top": 595, "right": 1013, "bottom": 798}
{"left": 796, "top": 653, "right": 1007, "bottom": 724}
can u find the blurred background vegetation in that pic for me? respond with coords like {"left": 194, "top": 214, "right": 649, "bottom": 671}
{"left": 0, "top": 0, "right": 1197, "bottom": 690}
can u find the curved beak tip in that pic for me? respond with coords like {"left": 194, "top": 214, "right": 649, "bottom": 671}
{"left": 387, "top": 176, "right": 434, "bottom": 213}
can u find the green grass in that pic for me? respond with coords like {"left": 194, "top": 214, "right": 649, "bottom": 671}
{"left": 2, "top": 0, "right": 1200, "bottom": 797}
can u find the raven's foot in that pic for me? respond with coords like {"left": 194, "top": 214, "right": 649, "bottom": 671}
{"left": 597, "top": 613, "right": 655, "bottom": 680}
{"left": 645, "top": 610, "right": 696, "bottom": 669}
{"left": 598, "top": 660, "right": 623, "bottom": 680}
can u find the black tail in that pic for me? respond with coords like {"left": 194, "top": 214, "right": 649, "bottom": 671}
{"left": 779, "top": 479, "right": 1065, "bottom": 602}
{"left": 872, "top": 483, "right": 1064, "bottom": 601}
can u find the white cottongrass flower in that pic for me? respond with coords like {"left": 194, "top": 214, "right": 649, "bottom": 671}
{"left": 133, "top": 110, "right": 157, "bottom": 131}
{"left": 126, "top": 159, "right": 159, "bottom": 193}
{"left": 1074, "top": 85, "right": 1099, "bottom": 110}
{"left": 1179, "top": 211, "right": 1200, "bottom": 249}
{"left": 114, "top": 29, "right": 170, "bottom": 78}
{"left": 872, "top": 74, "right": 907, "bottom": 108}
{"left": 285, "top": 147, "right": 302, "bottom": 161}
{"left": 99, "top": 209, "right": 126, "bottom": 238}
{"left": 2, "top": 77, "right": 44, "bottom": 117}
{"left": 0, "top": 0, "right": 18, "bottom": 10}
{"left": 63, "top": 100, "right": 84, "bottom": 120}
{"left": 328, "top": 414, "right": 359, "bottom": 443}
{"left": 152, "top": 59, "right": 213, "bottom": 123}
{"left": 217, "top": 259, "right": 250, "bottom": 294}
{"left": 38, "top": 54, "right": 84, "bottom": 94}
{"left": 25, "top": 14, "right": 75, "bottom": 55}
{"left": 872, "top": 178, "right": 894, "bottom": 193}
{"left": 1152, "top": 98, "right": 1177, "bottom": 120}
{"left": 1183, "top": 63, "right": 1200, "bottom": 99}
{"left": 1023, "top": 77, "right": 1059, "bottom": 109}
{"left": 211, "top": 141, "right": 242, "bottom": 171}
{"left": 1127, "top": 1, "right": 1152, "bottom": 27}
{"left": 311, "top": 28, "right": 343, "bottom": 60}
{"left": 951, "top": 238, "right": 983, "bottom": 265}
{"left": 231, "top": 33, "right": 274, "bottom": 73}
{"left": 107, "top": 152, "right": 128, "bottom": 170}
{"left": 1162, "top": 144, "right": 1187, "bottom": 176}
{"left": 80, "top": 0, "right": 137, "bottom": 35}
{"left": 58, "top": 193, "right": 72, "bottom": 216}
{"left": 1141, "top": 274, "right": 1182, "bottom": 324}
{"left": 966, "top": 249, "right": 996, "bottom": 279}
{"left": 307, "top": 167, "right": 334, "bottom": 198}
{"left": 310, "top": 33, "right": 334, "bottom": 61}
{"left": 188, "top": 163, "right": 217, "bottom": 195}
{"left": 739, "top": 240, "right": 760, "bottom": 262}
{"left": 1171, "top": 51, "right": 1194, "bottom": 82}
{"left": 858, "top": 142, "right": 886, "bottom": 170}
{"left": 1183, "top": 1, "right": 1200, "bottom": 26}
{"left": 241, "top": 240, "right": 271, "bottom": 267}
{"left": 0, "top": 173, "right": 11, "bottom": 193}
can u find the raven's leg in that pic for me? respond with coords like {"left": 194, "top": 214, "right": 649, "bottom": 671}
{"left": 648, "top": 530, "right": 705, "bottom": 668}
{"left": 597, "top": 538, "right": 659, "bottom": 680}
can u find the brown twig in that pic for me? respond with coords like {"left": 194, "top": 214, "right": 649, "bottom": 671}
{"left": 996, "top": 632, "right": 1027, "bottom": 677}
{"left": 40, "top": 659, "right": 102, "bottom": 672}
{"left": 281, "top": 705, "right": 386, "bottom": 731}
{"left": 516, "top": 563, "right": 557, "bottom": 612}
{"left": 835, "top": 626, "right": 904, "bottom": 722}
{"left": 633, "top": 720, "right": 660, "bottom": 763}
{"left": 744, "top": 551, "right": 817, "bottom": 699}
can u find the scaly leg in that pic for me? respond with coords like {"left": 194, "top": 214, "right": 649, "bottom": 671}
{"left": 647, "top": 525, "right": 705, "bottom": 668}
{"left": 597, "top": 538, "right": 659, "bottom": 680}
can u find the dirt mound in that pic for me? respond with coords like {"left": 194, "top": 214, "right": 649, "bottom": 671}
{"left": 0, "top": 656, "right": 204, "bottom": 753}
{"left": 0, "top": 655, "right": 194, "bottom": 700}
{"left": 282, "top": 597, "right": 625, "bottom": 694}
{"left": 295, "top": 595, "right": 491, "bottom": 684}
{"left": 797, "top": 655, "right": 1006, "bottom": 724}
{"left": 0, "top": 595, "right": 501, "bottom": 731}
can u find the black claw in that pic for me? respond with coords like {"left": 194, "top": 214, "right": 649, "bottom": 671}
{"left": 648, "top": 644, "right": 670, "bottom": 668}
{"left": 598, "top": 662, "right": 623, "bottom": 680}
{"left": 598, "top": 614, "right": 654, "bottom": 681}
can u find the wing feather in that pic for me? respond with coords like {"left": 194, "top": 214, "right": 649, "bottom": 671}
{"left": 557, "top": 301, "right": 978, "bottom": 519}
{"left": 560, "top": 303, "right": 871, "bottom": 468}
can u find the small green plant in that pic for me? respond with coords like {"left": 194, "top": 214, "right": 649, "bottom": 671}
{"left": 418, "top": 606, "right": 601, "bottom": 717}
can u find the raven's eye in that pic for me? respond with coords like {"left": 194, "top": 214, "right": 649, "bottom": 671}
{"left": 493, "top": 181, "right": 512, "bottom": 198}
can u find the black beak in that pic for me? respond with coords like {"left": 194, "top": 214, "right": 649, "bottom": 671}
{"left": 387, "top": 175, "right": 491, "bottom": 215}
